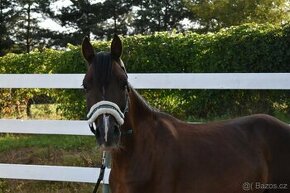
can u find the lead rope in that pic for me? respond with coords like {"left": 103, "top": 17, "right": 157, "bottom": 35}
{"left": 93, "top": 88, "right": 108, "bottom": 193}
{"left": 92, "top": 152, "right": 106, "bottom": 193}
{"left": 91, "top": 87, "right": 130, "bottom": 193}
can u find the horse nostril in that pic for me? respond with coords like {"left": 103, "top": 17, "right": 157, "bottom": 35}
{"left": 114, "top": 125, "right": 120, "bottom": 136}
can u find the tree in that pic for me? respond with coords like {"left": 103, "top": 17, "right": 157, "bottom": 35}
{"left": 133, "top": 0, "right": 192, "bottom": 34}
{"left": 0, "top": 0, "right": 16, "bottom": 56}
{"left": 11, "top": 0, "right": 58, "bottom": 53}
{"left": 51, "top": 0, "right": 106, "bottom": 42}
{"left": 184, "top": 0, "right": 290, "bottom": 32}
{"left": 51, "top": 0, "right": 133, "bottom": 41}
{"left": 101, "top": 0, "right": 133, "bottom": 38}
{"left": 0, "top": 0, "right": 59, "bottom": 54}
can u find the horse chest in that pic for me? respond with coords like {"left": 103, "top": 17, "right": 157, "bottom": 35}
{"left": 110, "top": 171, "right": 152, "bottom": 193}
{"left": 110, "top": 158, "right": 175, "bottom": 193}
{"left": 110, "top": 175, "right": 173, "bottom": 193}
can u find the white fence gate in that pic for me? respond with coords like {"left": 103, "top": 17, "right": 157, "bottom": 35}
{"left": 0, "top": 73, "right": 290, "bottom": 184}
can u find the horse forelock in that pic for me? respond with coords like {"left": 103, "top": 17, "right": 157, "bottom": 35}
{"left": 92, "top": 51, "right": 112, "bottom": 89}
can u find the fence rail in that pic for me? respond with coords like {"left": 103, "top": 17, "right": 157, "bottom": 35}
{"left": 0, "top": 73, "right": 289, "bottom": 185}
{"left": 0, "top": 119, "right": 91, "bottom": 135}
{"left": 0, "top": 163, "right": 110, "bottom": 184}
{"left": 1, "top": 73, "right": 290, "bottom": 89}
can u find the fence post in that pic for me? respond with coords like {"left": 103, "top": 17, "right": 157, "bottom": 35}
{"left": 103, "top": 151, "right": 111, "bottom": 193}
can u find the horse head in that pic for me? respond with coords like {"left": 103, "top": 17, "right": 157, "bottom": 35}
{"left": 82, "top": 35, "right": 130, "bottom": 149}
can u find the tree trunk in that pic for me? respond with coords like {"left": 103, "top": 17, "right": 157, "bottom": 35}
{"left": 26, "top": 2, "right": 31, "bottom": 53}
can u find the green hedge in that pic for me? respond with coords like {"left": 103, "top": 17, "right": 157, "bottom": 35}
{"left": 1, "top": 23, "right": 289, "bottom": 120}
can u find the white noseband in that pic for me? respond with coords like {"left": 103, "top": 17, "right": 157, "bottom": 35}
{"left": 87, "top": 101, "right": 125, "bottom": 126}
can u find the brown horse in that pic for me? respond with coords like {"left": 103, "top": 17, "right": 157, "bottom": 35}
{"left": 82, "top": 35, "right": 290, "bottom": 193}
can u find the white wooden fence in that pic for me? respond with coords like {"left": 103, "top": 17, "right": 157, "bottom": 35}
{"left": 0, "top": 73, "right": 290, "bottom": 184}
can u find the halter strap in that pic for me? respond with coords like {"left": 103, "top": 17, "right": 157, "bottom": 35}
{"left": 87, "top": 101, "right": 125, "bottom": 126}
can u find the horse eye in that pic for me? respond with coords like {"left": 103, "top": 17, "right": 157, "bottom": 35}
{"left": 121, "top": 81, "right": 128, "bottom": 90}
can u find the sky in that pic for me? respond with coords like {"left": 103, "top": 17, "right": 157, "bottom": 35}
{"left": 38, "top": 0, "right": 73, "bottom": 32}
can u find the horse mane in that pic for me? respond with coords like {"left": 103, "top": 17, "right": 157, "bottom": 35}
{"left": 129, "top": 85, "right": 157, "bottom": 115}
{"left": 92, "top": 51, "right": 112, "bottom": 89}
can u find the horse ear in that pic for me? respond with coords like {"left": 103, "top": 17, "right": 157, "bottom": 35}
{"left": 111, "top": 34, "right": 123, "bottom": 59}
{"left": 82, "top": 37, "right": 95, "bottom": 65}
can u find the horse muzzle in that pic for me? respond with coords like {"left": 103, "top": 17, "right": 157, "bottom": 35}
{"left": 87, "top": 101, "right": 125, "bottom": 147}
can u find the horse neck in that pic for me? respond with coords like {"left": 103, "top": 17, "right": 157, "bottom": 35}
{"left": 123, "top": 86, "right": 153, "bottom": 131}
{"left": 112, "top": 86, "right": 154, "bottom": 160}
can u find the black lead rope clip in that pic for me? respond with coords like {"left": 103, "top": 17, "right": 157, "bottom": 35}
{"left": 92, "top": 152, "right": 106, "bottom": 193}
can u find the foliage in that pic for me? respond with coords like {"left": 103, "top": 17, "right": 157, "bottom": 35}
{"left": 2, "top": 0, "right": 290, "bottom": 54}
{"left": 184, "top": 0, "right": 290, "bottom": 32}
{"left": 1, "top": 23, "right": 290, "bottom": 120}
{"left": 133, "top": 0, "right": 193, "bottom": 34}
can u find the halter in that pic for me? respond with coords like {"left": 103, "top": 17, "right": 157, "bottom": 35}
{"left": 87, "top": 92, "right": 130, "bottom": 135}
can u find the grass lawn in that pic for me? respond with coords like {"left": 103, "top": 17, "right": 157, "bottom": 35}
{"left": 0, "top": 135, "right": 103, "bottom": 193}
{"left": 0, "top": 104, "right": 104, "bottom": 193}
